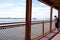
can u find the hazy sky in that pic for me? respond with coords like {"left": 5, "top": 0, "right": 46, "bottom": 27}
{"left": 0, "top": 0, "right": 58, "bottom": 18}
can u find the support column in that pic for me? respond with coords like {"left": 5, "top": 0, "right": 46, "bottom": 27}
{"left": 58, "top": 9, "right": 60, "bottom": 28}
{"left": 25, "top": 0, "right": 32, "bottom": 40}
{"left": 42, "top": 21, "right": 44, "bottom": 36}
{"left": 50, "top": 7, "right": 53, "bottom": 32}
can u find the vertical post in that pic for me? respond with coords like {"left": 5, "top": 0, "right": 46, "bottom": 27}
{"left": 25, "top": 0, "right": 32, "bottom": 40}
{"left": 42, "top": 21, "right": 44, "bottom": 36}
{"left": 50, "top": 6, "right": 53, "bottom": 32}
{"left": 58, "top": 9, "right": 60, "bottom": 28}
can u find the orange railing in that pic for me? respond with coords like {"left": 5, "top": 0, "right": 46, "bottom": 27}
{"left": 0, "top": 20, "right": 55, "bottom": 40}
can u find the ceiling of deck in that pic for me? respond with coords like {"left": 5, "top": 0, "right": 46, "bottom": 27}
{"left": 38, "top": 0, "right": 60, "bottom": 10}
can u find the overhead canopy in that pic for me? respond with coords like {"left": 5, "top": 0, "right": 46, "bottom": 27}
{"left": 38, "top": 0, "right": 60, "bottom": 10}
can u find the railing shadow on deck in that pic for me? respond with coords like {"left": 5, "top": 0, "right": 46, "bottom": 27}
{"left": 0, "top": 20, "right": 55, "bottom": 40}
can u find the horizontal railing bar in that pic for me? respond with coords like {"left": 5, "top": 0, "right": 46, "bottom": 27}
{"left": 0, "top": 21, "right": 54, "bottom": 30}
{"left": 0, "top": 22, "right": 42, "bottom": 27}
{"left": 0, "top": 21, "right": 54, "bottom": 27}
{"left": 0, "top": 20, "right": 54, "bottom": 25}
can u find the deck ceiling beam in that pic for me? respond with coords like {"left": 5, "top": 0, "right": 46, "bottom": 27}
{"left": 38, "top": 0, "right": 60, "bottom": 10}
{"left": 50, "top": 0, "right": 60, "bottom": 3}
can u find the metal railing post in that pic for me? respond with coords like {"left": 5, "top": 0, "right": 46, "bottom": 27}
{"left": 42, "top": 21, "right": 44, "bottom": 36}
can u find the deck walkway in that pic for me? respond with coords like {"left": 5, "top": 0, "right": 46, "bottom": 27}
{"left": 39, "top": 29, "right": 60, "bottom": 40}
{"left": 51, "top": 32, "right": 60, "bottom": 40}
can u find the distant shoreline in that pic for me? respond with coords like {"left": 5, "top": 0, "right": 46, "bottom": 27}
{"left": 0, "top": 18, "right": 36, "bottom": 19}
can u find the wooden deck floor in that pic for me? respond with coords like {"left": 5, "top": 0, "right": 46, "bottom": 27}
{"left": 39, "top": 29, "right": 60, "bottom": 40}
{"left": 51, "top": 32, "right": 60, "bottom": 40}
